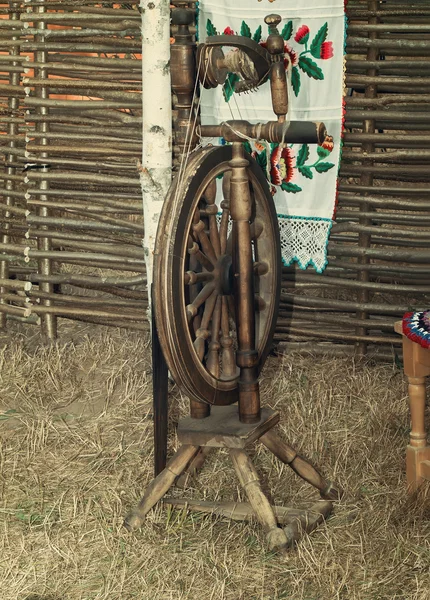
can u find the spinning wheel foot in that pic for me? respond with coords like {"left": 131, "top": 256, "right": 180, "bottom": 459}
{"left": 321, "top": 481, "right": 344, "bottom": 501}
{"left": 266, "top": 527, "right": 289, "bottom": 553}
{"left": 123, "top": 512, "right": 145, "bottom": 532}
{"left": 283, "top": 501, "right": 333, "bottom": 547}
{"left": 124, "top": 445, "right": 200, "bottom": 531}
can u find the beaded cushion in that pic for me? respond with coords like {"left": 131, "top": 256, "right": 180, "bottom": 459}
{"left": 402, "top": 311, "right": 430, "bottom": 350}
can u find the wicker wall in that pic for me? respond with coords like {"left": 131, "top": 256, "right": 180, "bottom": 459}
{"left": 0, "top": 1, "right": 429, "bottom": 359}
{"left": 277, "top": 0, "right": 430, "bottom": 360}
{"left": 0, "top": 1, "right": 147, "bottom": 336}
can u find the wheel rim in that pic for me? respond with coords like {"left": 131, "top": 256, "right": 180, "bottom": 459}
{"left": 154, "top": 146, "right": 281, "bottom": 405}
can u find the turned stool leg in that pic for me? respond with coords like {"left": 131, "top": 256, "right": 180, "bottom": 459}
{"left": 229, "top": 448, "right": 288, "bottom": 553}
{"left": 175, "top": 447, "right": 212, "bottom": 488}
{"left": 260, "top": 430, "right": 343, "bottom": 500}
{"left": 406, "top": 376, "right": 429, "bottom": 492}
{"left": 401, "top": 333, "right": 430, "bottom": 492}
{"left": 124, "top": 444, "right": 200, "bottom": 530}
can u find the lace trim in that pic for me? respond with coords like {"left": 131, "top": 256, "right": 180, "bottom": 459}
{"left": 216, "top": 214, "right": 332, "bottom": 273}
{"left": 278, "top": 215, "right": 332, "bottom": 273}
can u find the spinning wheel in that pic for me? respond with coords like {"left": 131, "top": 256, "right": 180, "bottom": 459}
{"left": 153, "top": 145, "right": 281, "bottom": 409}
{"left": 125, "top": 10, "right": 343, "bottom": 553}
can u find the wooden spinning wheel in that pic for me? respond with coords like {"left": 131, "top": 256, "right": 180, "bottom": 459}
{"left": 125, "top": 10, "right": 343, "bottom": 553}
{"left": 154, "top": 145, "right": 281, "bottom": 409}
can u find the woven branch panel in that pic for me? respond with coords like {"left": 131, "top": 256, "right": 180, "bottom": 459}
{"left": 279, "top": 0, "right": 430, "bottom": 360}
{"left": 0, "top": 0, "right": 147, "bottom": 336}
{"left": 0, "top": 0, "right": 429, "bottom": 360}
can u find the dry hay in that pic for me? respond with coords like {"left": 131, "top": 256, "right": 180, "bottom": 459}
{"left": 0, "top": 320, "right": 429, "bottom": 600}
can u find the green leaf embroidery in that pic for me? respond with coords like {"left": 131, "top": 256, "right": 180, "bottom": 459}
{"left": 281, "top": 21, "right": 293, "bottom": 41}
{"left": 256, "top": 150, "right": 267, "bottom": 171}
{"left": 206, "top": 19, "right": 218, "bottom": 37}
{"left": 281, "top": 182, "right": 302, "bottom": 193}
{"left": 296, "top": 144, "right": 309, "bottom": 167}
{"left": 310, "top": 23, "right": 328, "bottom": 59}
{"left": 317, "top": 146, "right": 331, "bottom": 159}
{"left": 240, "top": 21, "right": 252, "bottom": 38}
{"left": 299, "top": 165, "right": 313, "bottom": 179}
{"left": 291, "top": 66, "right": 301, "bottom": 97}
{"left": 315, "top": 161, "right": 335, "bottom": 173}
{"left": 298, "top": 56, "right": 324, "bottom": 81}
{"left": 253, "top": 25, "right": 262, "bottom": 43}
{"left": 223, "top": 73, "right": 240, "bottom": 102}
{"left": 242, "top": 140, "right": 253, "bottom": 155}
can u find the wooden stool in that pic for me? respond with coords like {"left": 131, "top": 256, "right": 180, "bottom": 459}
{"left": 395, "top": 321, "right": 430, "bottom": 492}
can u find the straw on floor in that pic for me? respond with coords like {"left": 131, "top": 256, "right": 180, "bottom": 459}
{"left": 0, "top": 320, "right": 429, "bottom": 600}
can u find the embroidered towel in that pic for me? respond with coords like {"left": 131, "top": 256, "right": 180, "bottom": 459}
{"left": 197, "top": 0, "right": 347, "bottom": 272}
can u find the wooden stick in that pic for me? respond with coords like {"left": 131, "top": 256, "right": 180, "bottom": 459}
{"left": 162, "top": 498, "right": 315, "bottom": 525}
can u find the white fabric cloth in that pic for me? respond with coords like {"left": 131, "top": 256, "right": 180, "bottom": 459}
{"left": 197, "top": 1, "right": 346, "bottom": 272}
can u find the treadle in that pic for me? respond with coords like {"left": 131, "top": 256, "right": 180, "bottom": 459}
{"left": 177, "top": 405, "right": 279, "bottom": 448}
{"left": 163, "top": 497, "right": 333, "bottom": 541}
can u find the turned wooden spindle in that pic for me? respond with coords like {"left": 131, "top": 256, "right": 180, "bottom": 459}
{"left": 124, "top": 445, "right": 200, "bottom": 530}
{"left": 230, "top": 448, "right": 288, "bottom": 552}
{"left": 395, "top": 322, "right": 430, "bottom": 492}
{"left": 229, "top": 142, "right": 261, "bottom": 424}
{"left": 408, "top": 377, "right": 428, "bottom": 449}
{"left": 264, "top": 14, "right": 289, "bottom": 121}
{"left": 261, "top": 430, "right": 343, "bottom": 501}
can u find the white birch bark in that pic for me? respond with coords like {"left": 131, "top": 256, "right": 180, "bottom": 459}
{"left": 140, "top": 0, "right": 172, "bottom": 316}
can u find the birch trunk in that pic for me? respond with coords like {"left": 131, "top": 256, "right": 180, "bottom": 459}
{"left": 140, "top": 0, "right": 172, "bottom": 317}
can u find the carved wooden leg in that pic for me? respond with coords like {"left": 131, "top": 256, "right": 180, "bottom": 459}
{"left": 229, "top": 448, "right": 288, "bottom": 553}
{"left": 401, "top": 333, "right": 430, "bottom": 493}
{"left": 175, "top": 447, "right": 212, "bottom": 489}
{"left": 260, "top": 429, "right": 343, "bottom": 500}
{"left": 124, "top": 444, "right": 200, "bottom": 530}
{"left": 406, "top": 376, "right": 430, "bottom": 492}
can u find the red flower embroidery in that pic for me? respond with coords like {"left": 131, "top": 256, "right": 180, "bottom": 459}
{"left": 320, "top": 41, "right": 334, "bottom": 60}
{"left": 270, "top": 146, "right": 294, "bottom": 186}
{"left": 223, "top": 27, "right": 235, "bottom": 35}
{"left": 260, "top": 40, "right": 298, "bottom": 68}
{"left": 295, "top": 25, "right": 309, "bottom": 44}
{"left": 321, "top": 135, "right": 334, "bottom": 153}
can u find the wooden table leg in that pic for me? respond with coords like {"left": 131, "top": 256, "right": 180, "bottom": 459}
{"left": 124, "top": 444, "right": 200, "bottom": 531}
{"left": 401, "top": 333, "right": 430, "bottom": 492}
{"left": 229, "top": 448, "right": 288, "bottom": 553}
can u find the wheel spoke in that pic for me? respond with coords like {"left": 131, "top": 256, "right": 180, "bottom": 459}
{"left": 193, "top": 290, "right": 218, "bottom": 361}
{"left": 186, "top": 281, "right": 216, "bottom": 323}
{"left": 187, "top": 253, "right": 202, "bottom": 334}
{"left": 253, "top": 261, "right": 268, "bottom": 276}
{"left": 184, "top": 271, "right": 214, "bottom": 285}
{"left": 220, "top": 171, "right": 231, "bottom": 255}
{"left": 220, "top": 296, "right": 236, "bottom": 378}
{"left": 206, "top": 296, "right": 222, "bottom": 377}
{"left": 204, "top": 179, "right": 222, "bottom": 258}
{"left": 192, "top": 209, "right": 218, "bottom": 265}
{"left": 250, "top": 218, "right": 264, "bottom": 240}
{"left": 188, "top": 236, "right": 215, "bottom": 271}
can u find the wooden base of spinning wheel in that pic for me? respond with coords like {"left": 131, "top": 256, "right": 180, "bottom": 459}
{"left": 124, "top": 406, "right": 342, "bottom": 552}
